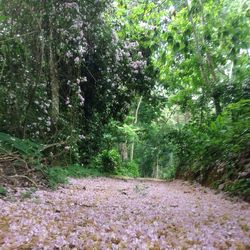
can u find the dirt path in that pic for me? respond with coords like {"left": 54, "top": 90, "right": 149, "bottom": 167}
{"left": 0, "top": 178, "right": 249, "bottom": 249}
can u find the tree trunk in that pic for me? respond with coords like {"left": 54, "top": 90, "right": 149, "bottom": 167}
{"left": 169, "top": 152, "right": 174, "bottom": 167}
{"left": 213, "top": 94, "right": 222, "bottom": 116}
{"left": 49, "top": 19, "right": 59, "bottom": 125}
{"left": 118, "top": 143, "right": 128, "bottom": 161}
{"left": 184, "top": 111, "right": 191, "bottom": 123}
{"left": 130, "top": 96, "right": 142, "bottom": 161}
{"left": 23, "top": 17, "right": 45, "bottom": 137}
{"left": 198, "top": 0, "right": 222, "bottom": 116}
{"left": 156, "top": 155, "right": 159, "bottom": 178}
{"left": 187, "top": 0, "right": 222, "bottom": 117}
{"left": 153, "top": 154, "right": 159, "bottom": 178}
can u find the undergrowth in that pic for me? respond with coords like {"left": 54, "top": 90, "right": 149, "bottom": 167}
{"left": 116, "top": 161, "right": 140, "bottom": 177}
{"left": 45, "top": 165, "right": 103, "bottom": 188}
{"left": 224, "top": 179, "right": 250, "bottom": 197}
{"left": 0, "top": 186, "right": 7, "bottom": 196}
{"left": 162, "top": 165, "right": 176, "bottom": 180}
{"left": 173, "top": 99, "right": 250, "bottom": 200}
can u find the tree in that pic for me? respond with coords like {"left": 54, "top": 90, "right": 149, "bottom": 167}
{"left": 0, "top": 0, "right": 149, "bottom": 163}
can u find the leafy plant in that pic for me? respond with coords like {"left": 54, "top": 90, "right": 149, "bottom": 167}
{"left": 0, "top": 186, "right": 7, "bottom": 196}
{"left": 45, "top": 167, "right": 68, "bottom": 188}
{"left": 45, "top": 165, "right": 103, "bottom": 188}
{"left": 162, "top": 165, "right": 176, "bottom": 180}
{"left": 0, "top": 132, "right": 43, "bottom": 158}
{"left": 224, "top": 179, "right": 250, "bottom": 197}
{"left": 98, "top": 149, "right": 121, "bottom": 174}
{"left": 171, "top": 99, "right": 250, "bottom": 199}
{"left": 116, "top": 161, "right": 140, "bottom": 177}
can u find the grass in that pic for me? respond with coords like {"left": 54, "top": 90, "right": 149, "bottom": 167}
{"left": 20, "top": 188, "right": 37, "bottom": 200}
{"left": 0, "top": 186, "right": 7, "bottom": 196}
{"left": 45, "top": 164, "right": 103, "bottom": 188}
{"left": 45, "top": 162, "right": 143, "bottom": 188}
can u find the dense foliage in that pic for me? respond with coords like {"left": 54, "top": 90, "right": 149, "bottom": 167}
{"left": 0, "top": 0, "right": 149, "bottom": 163}
{"left": 0, "top": 0, "right": 249, "bottom": 197}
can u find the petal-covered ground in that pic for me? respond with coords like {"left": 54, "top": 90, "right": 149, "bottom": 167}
{"left": 0, "top": 178, "right": 249, "bottom": 249}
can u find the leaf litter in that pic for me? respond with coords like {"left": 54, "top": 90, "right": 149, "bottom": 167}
{"left": 0, "top": 178, "right": 249, "bottom": 249}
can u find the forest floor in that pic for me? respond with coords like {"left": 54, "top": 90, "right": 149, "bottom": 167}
{"left": 0, "top": 177, "right": 250, "bottom": 250}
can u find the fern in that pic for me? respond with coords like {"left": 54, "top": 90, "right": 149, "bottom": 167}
{"left": 0, "top": 132, "right": 43, "bottom": 158}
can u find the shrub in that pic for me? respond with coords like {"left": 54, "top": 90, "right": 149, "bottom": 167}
{"left": 98, "top": 149, "right": 121, "bottom": 173}
{"left": 45, "top": 167, "right": 68, "bottom": 188}
{"left": 117, "top": 161, "right": 140, "bottom": 177}
{"left": 162, "top": 165, "right": 176, "bottom": 180}
{"left": 224, "top": 179, "right": 250, "bottom": 198}
{"left": 173, "top": 99, "right": 250, "bottom": 199}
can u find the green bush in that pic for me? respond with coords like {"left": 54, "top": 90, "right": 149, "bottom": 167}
{"left": 45, "top": 167, "right": 68, "bottom": 188}
{"left": 98, "top": 149, "right": 121, "bottom": 173}
{"left": 116, "top": 161, "right": 140, "bottom": 177}
{"left": 125, "top": 161, "right": 140, "bottom": 177}
{"left": 162, "top": 165, "right": 176, "bottom": 180}
{"left": 172, "top": 99, "right": 250, "bottom": 199}
{"left": 224, "top": 179, "right": 250, "bottom": 197}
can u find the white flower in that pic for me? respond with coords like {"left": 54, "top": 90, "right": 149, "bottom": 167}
{"left": 66, "top": 97, "right": 70, "bottom": 105}
{"left": 74, "top": 57, "right": 80, "bottom": 63}
{"left": 66, "top": 51, "right": 73, "bottom": 58}
{"left": 79, "top": 135, "right": 85, "bottom": 140}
